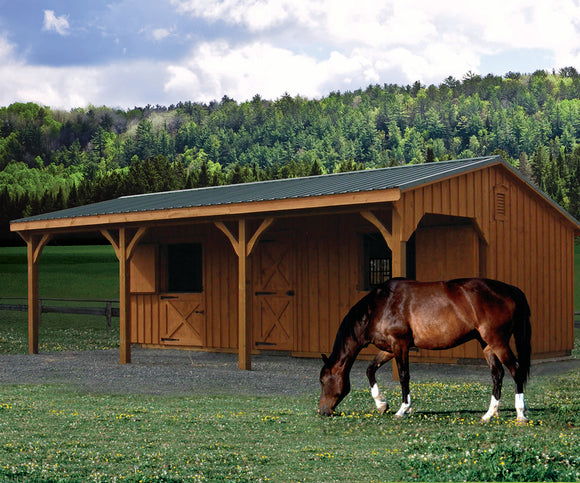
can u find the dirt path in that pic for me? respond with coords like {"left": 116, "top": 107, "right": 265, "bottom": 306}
{"left": 0, "top": 348, "right": 578, "bottom": 397}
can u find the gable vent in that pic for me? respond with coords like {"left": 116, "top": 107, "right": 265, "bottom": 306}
{"left": 496, "top": 192, "right": 506, "bottom": 216}
{"left": 494, "top": 185, "right": 508, "bottom": 221}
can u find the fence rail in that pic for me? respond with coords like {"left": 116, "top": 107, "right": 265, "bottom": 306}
{"left": 0, "top": 297, "right": 120, "bottom": 328}
{"left": 2, "top": 300, "right": 579, "bottom": 328}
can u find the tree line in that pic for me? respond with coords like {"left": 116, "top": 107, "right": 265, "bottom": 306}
{"left": 1, "top": 68, "right": 579, "bottom": 243}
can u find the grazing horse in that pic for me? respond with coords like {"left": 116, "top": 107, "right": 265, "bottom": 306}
{"left": 318, "top": 278, "right": 531, "bottom": 423}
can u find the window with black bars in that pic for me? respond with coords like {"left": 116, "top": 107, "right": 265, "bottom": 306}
{"left": 369, "top": 257, "right": 391, "bottom": 287}
{"left": 363, "top": 233, "right": 392, "bottom": 290}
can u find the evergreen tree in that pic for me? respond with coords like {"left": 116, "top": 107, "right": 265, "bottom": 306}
{"left": 309, "top": 159, "right": 323, "bottom": 176}
{"left": 197, "top": 159, "right": 210, "bottom": 187}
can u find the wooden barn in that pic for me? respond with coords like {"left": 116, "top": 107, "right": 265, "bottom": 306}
{"left": 10, "top": 156, "right": 580, "bottom": 369}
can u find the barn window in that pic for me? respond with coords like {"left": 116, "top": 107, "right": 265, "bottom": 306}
{"left": 166, "top": 243, "right": 203, "bottom": 292}
{"left": 363, "top": 233, "right": 392, "bottom": 290}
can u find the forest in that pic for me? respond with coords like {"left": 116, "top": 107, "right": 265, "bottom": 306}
{"left": 1, "top": 68, "right": 579, "bottom": 243}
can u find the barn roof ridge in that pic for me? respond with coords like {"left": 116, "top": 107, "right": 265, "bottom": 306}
{"left": 118, "top": 155, "right": 499, "bottom": 200}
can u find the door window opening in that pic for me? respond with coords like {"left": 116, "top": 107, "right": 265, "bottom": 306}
{"left": 166, "top": 243, "right": 203, "bottom": 293}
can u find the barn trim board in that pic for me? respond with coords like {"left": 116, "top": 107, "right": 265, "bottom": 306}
{"left": 11, "top": 156, "right": 580, "bottom": 368}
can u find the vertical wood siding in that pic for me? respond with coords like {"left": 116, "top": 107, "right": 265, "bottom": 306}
{"left": 291, "top": 214, "right": 369, "bottom": 355}
{"left": 129, "top": 164, "right": 576, "bottom": 361}
{"left": 130, "top": 225, "right": 238, "bottom": 349}
{"left": 399, "top": 165, "right": 575, "bottom": 359}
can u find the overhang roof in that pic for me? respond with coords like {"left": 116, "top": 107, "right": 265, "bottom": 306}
{"left": 10, "top": 156, "right": 580, "bottom": 233}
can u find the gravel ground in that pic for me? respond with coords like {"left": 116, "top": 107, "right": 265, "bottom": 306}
{"left": 0, "top": 348, "right": 578, "bottom": 398}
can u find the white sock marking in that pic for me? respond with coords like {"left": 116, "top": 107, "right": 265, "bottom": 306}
{"left": 515, "top": 393, "right": 528, "bottom": 422}
{"left": 371, "top": 383, "right": 387, "bottom": 411}
{"left": 481, "top": 395, "right": 500, "bottom": 422}
{"left": 395, "top": 394, "right": 412, "bottom": 418}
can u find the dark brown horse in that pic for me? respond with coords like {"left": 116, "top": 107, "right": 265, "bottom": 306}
{"left": 319, "top": 278, "right": 531, "bottom": 423}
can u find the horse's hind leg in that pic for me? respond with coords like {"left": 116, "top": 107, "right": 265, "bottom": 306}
{"left": 366, "top": 351, "right": 393, "bottom": 413}
{"left": 481, "top": 345, "right": 504, "bottom": 422}
{"left": 489, "top": 344, "right": 529, "bottom": 423}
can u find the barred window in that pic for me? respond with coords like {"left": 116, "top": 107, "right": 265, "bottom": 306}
{"left": 369, "top": 257, "right": 391, "bottom": 287}
{"left": 363, "top": 233, "right": 392, "bottom": 290}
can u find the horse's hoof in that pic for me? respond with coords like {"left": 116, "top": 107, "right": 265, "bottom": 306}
{"left": 378, "top": 403, "right": 388, "bottom": 414}
{"left": 393, "top": 411, "right": 412, "bottom": 419}
{"left": 516, "top": 417, "right": 529, "bottom": 425}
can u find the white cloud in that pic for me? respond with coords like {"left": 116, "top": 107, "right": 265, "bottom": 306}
{"left": 169, "top": 0, "right": 580, "bottom": 79}
{"left": 0, "top": 35, "right": 16, "bottom": 62}
{"left": 0, "top": 63, "right": 98, "bottom": 108}
{"left": 2, "top": 0, "right": 579, "bottom": 109}
{"left": 170, "top": 0, "right": 294, "bottom": 31}
{"left": 43, "top": 10, "right": 70, "bottom": 36}
{"left": 0, "top": 55, "right": 171, "bottom": 110}
{"left": 152, "top": 28, "right": 172, "bottom": 41}
{"left": 163, "top": 36, "right": 482, "bottom": 105}
{"left": 164, "top": 41, "right": 321, "bottom": 101}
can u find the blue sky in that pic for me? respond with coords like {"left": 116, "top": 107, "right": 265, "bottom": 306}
{"left": 0, "top": 0, "right": 578, "bottom": 109}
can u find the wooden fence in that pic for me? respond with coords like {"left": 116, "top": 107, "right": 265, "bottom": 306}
{"left": 0, "top": 298, "right": 120, "bottom": 327}
{"left": 1, "top": 299, "right": 579, "bottom": 328}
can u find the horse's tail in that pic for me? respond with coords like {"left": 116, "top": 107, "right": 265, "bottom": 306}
{"left": 512, "top": 287, "right": 532, "bottom": 385}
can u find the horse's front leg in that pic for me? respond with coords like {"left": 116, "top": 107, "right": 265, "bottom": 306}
{"left": 366, "top": 351, "right": 393, "bottom": 414}
{"left": 394, "top": 346, "right": 412, "bottom": 418}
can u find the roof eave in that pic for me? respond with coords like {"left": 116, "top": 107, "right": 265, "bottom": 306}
{"left": 10, "top": 187, "right": 402, "bottom": 233}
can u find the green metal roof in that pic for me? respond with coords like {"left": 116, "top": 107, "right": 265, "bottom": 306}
{"left": 10, "top": 156, "right": 580, "bottom": 229}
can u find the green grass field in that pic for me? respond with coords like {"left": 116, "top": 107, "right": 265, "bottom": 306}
{"left": 0, "top": 376, "right": 578, "bottom": 481}
{"left": 0, "top": 244, "right": 579, "bottom": 481}
{"left": 0, "top": 245, "right": 120, "bottom": 354}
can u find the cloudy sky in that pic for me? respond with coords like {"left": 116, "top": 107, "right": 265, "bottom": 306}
{"left": 0, "top": 0, "right": 578, "bottom": 110}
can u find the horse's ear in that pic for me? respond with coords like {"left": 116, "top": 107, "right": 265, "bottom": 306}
{"left": 321, "top": 354, "right": 329, "bottom": 365}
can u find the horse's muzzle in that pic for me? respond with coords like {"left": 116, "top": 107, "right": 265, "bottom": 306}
{"left": 317, "top": 406, "right": 334, "bottom": 417}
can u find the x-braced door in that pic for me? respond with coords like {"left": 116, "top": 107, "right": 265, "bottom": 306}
{"left": 160, "top": 293, "right": 205, "bottom": 346}
{"left": 253, "top": 232, "right": 296, "bottom": 351}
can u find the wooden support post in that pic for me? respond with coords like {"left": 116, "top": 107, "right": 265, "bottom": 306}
{"left": 391, "top": 205, "right": 407, "bottom": 381}
{"left": 359, "top": 209, "right": 404, "bottom": 381}
{"left": 237, "top": 219, "right": 250, "bottom": 370}
{"left": 215, "top": 218, "right": 274, "bottom": 370}
{"left": 101, "top": 227, "right": 148, "bottom": 364}
{"left": 390, "top": 205, "right": 407, "bottom": 279}
{"left": 118, "top": 227, "right": 131, "bottom": 364}
{"left": 26, "top": 241, "right": 40, "bottom": 354}
{"left": 19, "top": 233, "right": 52, "bottom": 355}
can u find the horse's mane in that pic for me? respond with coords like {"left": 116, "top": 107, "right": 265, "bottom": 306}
{"left": 326, "top": 281, "right": 397, "bottom": 365}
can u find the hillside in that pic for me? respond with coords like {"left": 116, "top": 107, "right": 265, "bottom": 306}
{"left": 1, "top": 69, "right": 579, "bottom": 242}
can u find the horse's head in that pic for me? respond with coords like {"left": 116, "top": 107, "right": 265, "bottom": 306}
{"left": 318, "top": 354, "right": 351, "bottom": 416}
